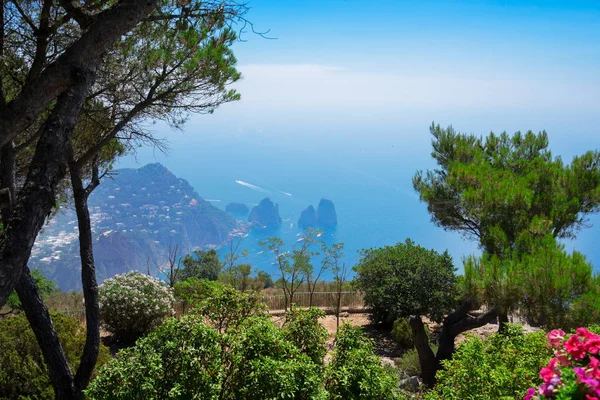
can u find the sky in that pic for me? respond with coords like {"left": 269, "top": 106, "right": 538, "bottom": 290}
{"left": 120, "top": 0, "right": 600, "bottom": 266}
{"left": 122, "top": 0, "right": 600, "bottom": 155}
{"left": 216, "top": 0, "right": 600, "bottom": 133}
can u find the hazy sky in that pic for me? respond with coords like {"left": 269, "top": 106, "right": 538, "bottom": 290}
{"left": 122, "top": 0, "right": 597, "bottom": 157}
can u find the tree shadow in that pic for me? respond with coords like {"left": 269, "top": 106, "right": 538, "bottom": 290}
{"left": 361, "top": 323, "right": 403, "bottom": 360}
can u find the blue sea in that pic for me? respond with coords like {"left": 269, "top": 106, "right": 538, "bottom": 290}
{"left": 118, "top": 125, "right": 600, "bottom": 279}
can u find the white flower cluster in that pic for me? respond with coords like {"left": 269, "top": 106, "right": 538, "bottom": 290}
{"left": 99, "top": 271, "right": 175, "bottom": 339}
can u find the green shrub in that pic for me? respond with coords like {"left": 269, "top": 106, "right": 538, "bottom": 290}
{"left": 282, "top": 307, "right": 328, "bottom": 365}
{"left": 88, "top": 285, "right": 399, "bottom": 400}
{"left": 86, "top": 315, "right": 223, "bottom": 399}
{"left": 325, "top": 324, "right": 401, "bottom": 400}
{"left": 99, "top": 271, "right": 175, "bottom": 343}
{"left": 192, "top": 281, "right": 265, "bottom": 333}
{"left": 353, "top": 239, "right": 458, "bottom": 325}
{"left": 395, "top": 344, "right": 438, "bottom": 377}
{"left": 173, "top": 277, "right": 224, "bottom": 312}
{"left": 87, "top": 315, "right": 325, "bottom": 400}
{"left": 425, "top": 324, "right": 552, "bottom": 400}
{"left": 0, "top": 313, "right": 110, "bottom": 400}
{"left": 228, "top": 316, "right": 325, "bottom": 399}
{"left": 392, "top": 318, "right": 414, "bottom": 349}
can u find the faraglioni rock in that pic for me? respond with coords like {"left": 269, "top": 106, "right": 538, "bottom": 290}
{"left": 226, "top": 202, "right": 250, "bottom": 216}
{"left": 316, "top": 198, "right": 338, "bottom": 228}
{"left": 248, "top": 198, "right": 282, "bottom": 227}
{"left": 298, "top": 199, "right": 338, "bottom": 230}
{"left": 298, "top": 205, "right": 318, "bottom": 230}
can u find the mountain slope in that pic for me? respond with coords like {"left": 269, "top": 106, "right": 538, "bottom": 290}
{"left": 30, "top": 163, "right": 242, "bottom": 290}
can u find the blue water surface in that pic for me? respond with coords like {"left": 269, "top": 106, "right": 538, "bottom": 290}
{"left": 118, "top": 126, "right": 600, "bottom": 279}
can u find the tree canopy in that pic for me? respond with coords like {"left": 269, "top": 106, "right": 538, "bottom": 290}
{"left": 413, "top": 123, "right": 600, "bottom": 256}
{"left": 0, "top": 1, "right": 251, "bottom": 398}
{"left": 464, "top": 235, "right": 599, "bottom": 330}
{"left": 353, "top": 239, "right": 458, "bottom": 325}
{"left": 181, "top": 249, "right": 223, "bottom": 281}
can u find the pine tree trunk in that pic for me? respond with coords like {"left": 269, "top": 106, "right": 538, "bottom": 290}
{"left": 410, "top": 303, "right": 499, "bottom": 387}
{"left": 16, "top": 268, "right": 78, "bottom": 400}
{"left": 498, "top": 312, "right": 509, "bottom": 333}
{"left": 409, "top": 316, "right": 439, "bottom": 387}
{"left": 68, "top": 157, "right": 100, "bottom": 395}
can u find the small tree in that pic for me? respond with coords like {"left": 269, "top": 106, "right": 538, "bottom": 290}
{"left": 223, "top": 234, "right": 249, "bottom": 271}
{"left": 256, "top": 270, "right": 274, "bottom": 289}
{"left": 155, "top": 244, "right": 183, "bottom": 287}
{"left": 413, "top": 124, "right": 600, "bottom": 327}
{"left": 260, "top": 237, "right": 310, "bottom": 311}
{"left": 326, "top": 243, "right": 347, "bottom": 328}
{"left": 353, "top": 239, "right": 458, "bottom": 326}
{"left": 180, "top": 249, "right": 222, "bottom": 281}
{"left": 299, "top": 229, "right": 327, "bottom": 307}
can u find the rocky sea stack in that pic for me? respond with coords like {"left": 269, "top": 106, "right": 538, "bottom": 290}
{"left": 226, "top": 202, "right": 250, "bottom": 216}
{"left": 248, "top": 198, "right": 282, "bottom": 227}
{"left": 298, "top": 198, "right": 338, "bottom": 229}
{"left": 298, "top": 205, "right": 317, "bottom": 229}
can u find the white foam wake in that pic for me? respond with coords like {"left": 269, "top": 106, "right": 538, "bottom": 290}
{"left": 235, "top": 180, "right": 270, "bottom": 193}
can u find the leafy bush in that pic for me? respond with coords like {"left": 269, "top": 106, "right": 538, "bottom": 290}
{"left": 353, "top": 239, "right": 458, "bottom": 325}
{"left": 98, "top": 271, "right": 175, "bottom": 342}
{"left": 392, "top": 318, "right": 414, "bottom": 349}
{"left": 227, "top": 316, "right": 325, "bottom": 399}
{"left": 325, "top": 324, "right": 401, "bottom": 400}
{"left": 191, "top": 281, "right": 265, "bottom": 333}
{"left": 87, "top": 315, "right": 325, "bottom": 400}
{"left": 283, "top": 307, "right": 328, "bottom": 365}
{"left": 89, "top": 284, "right": 399, "bottom": 400}
{"left": 86, "top": 315, "right": 223, "bottom": 399}
{"left": 425, "top": 324, "right": 552, "bottom": 400}
{"left": 174, "top": 277, "right": 223, "bottom": 313}
{"left": 0, "top": 313, "right": 110, "bottom": 399}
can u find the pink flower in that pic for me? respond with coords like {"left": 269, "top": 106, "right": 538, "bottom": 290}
{"left": 540, "top": 358, "right": 560, "bottom": 383}
{"left": 548, "top": 330, "right": 566, "bottom": 348}
{"left": 565, "top": 335, "right": 588, "bottom": 360}
{"left": 524, "top": 387, "right": 537, "bottom": 400}
{"left": 554, "top": 349, "right": 570, "bottom": 366}
{"left": 587, "top": 339, "right": 600, "bottom": 355}
{"left": 577, "top": 328, "right": 596, "bottom": 340}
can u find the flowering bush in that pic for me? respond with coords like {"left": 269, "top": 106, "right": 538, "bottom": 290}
{"left": 99, "top": 271, "right": 175, "bottom": 342}
{"left": 526, "top": 328, "right": 600, "bottom": 399}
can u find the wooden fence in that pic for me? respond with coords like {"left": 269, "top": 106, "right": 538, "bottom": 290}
{"left": 261, "top": 291, "right": 365, "bottom": 312}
